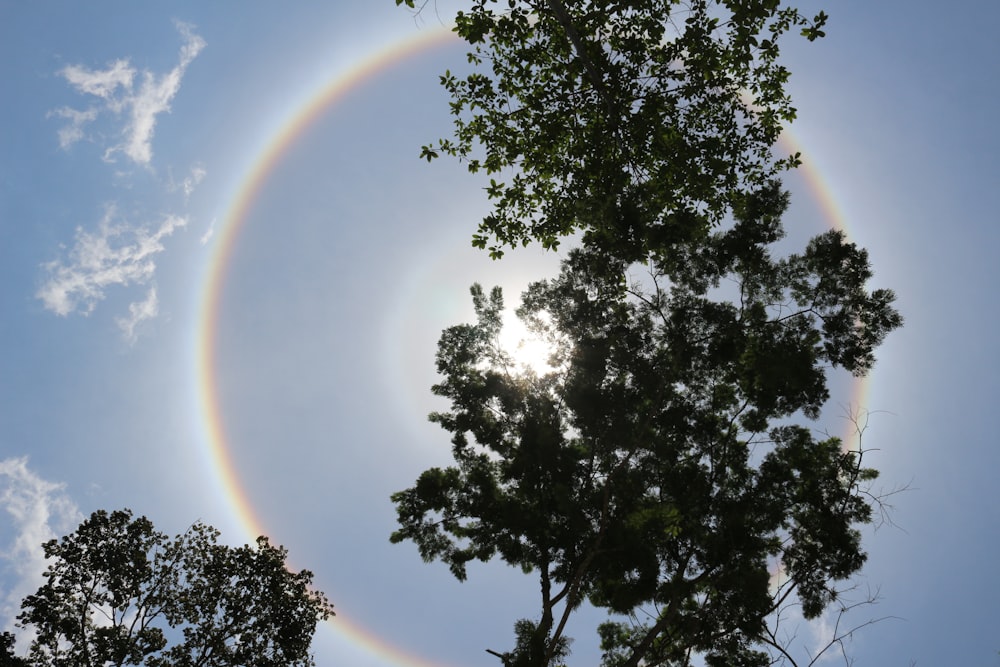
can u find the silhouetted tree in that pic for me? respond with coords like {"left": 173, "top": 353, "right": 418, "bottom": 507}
{"left": 11, "top": 509, "right": 332, "bottom": 667}
{"left": 392, "top": 184, "right": 901, "bottom": 666}
{"left": 398, "top": 0, "right": 828, "bottom": 261}
{"left": 1, "top": 632, "right": 29, "bottom": 667}
{"left": 393, "top": 2, "right": 901, "bottom": 664}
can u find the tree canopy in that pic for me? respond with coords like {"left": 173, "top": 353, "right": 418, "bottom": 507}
{"left": 398, "top": 0, "right": 828, "bottom": 261}
{"left": 9, "top": 509, "right": 333, "bottom": 667}
{"left": 392, "top": 1, "right": 901, "bottom": 665}
{"left": 391, "top": 184, "right": 901, "bottom": 666}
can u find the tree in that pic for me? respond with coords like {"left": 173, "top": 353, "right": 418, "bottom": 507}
{"left": 397, "top": 0, "right": 828, "bottom": 261}
{"left": 391, "top": 183, "right": 902, "bottom": 666}
{"left": 1, "top": 633, "right": 29, "bottom": 667}
{"left": 392, "top": 1, "right": 901, "bottom": 664}
{"left": 11, "top": 509, "right": 333, "bottom": 667}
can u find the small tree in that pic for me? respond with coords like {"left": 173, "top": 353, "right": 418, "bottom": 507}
{"left": 391, "top": 183, "right": 901, "bottom": 666}
{"left": 13, "top": 509, "right": 333, "bottom": 667}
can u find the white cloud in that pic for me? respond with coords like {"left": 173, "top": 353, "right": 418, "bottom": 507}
{"left": 0, "top": 458, "right": 82, "bottom": 636}
{"left": 199, "top": 217, "right": 217, "bottom": 245}
{"left": 183, "top": 165, "right": 206, "bottom": 197}
{"left": 170, "top": 163, "right": 207, "bottom": 199}
{"left": 116, "top": 286, "right": 159, "bottom": 344}
{"left": 61, "top": 58, "right": 134, "bottom": 100}
{"left": 53, "top": 23, "right": 205, "bottom": 165}
{"left": 117, "top": 29, "right": 204, "bottom": 165}
{"left": 37, "top": 204, "right": 187, "bottom": 323}
{"left": 47, "top": 106, "right": 99, "bottom": 149}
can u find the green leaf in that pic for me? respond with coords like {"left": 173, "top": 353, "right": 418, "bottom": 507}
{"left": 419, "top": 145, "right": 438, "bottom": 162}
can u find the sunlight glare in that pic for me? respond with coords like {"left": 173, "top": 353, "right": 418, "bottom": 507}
{"left": 499, "top": 308, "right": 556, "bottom": 375}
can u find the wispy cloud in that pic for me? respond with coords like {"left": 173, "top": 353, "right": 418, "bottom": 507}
{"left": 61, "top": 58, "right": 134, "bottom": 100}
{"left": 52, "top": 22, "right": 205, "bottom": 165}
{"left": 199, "top": 217, "right": 217, "bottom": 245}
{"left": 47, "top": 106, "right": 100, "bottom": 149}
{"left": 37, "top": 204, "right": 187, "bottom": 319}
{"left": 116, "top": 23, "right": 205, "bottom": 165}
{"left": 169, "top": 162, "right": 207, "bottom": 199}
{"left": 116, "top": 287, "right": 159, "bottom": 344}
{"left": 42, "top": 21, "right": 204, "bottom": 342}
{"left": 0, "top": 458, "right": 82, "bottom": 636}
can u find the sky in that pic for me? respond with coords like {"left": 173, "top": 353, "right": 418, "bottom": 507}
{"left": 1, "top": 2, "right": 998, "bottom": 665}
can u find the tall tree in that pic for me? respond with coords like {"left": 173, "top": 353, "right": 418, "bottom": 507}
{"left": 398, "top": 0, "right": 828, "bottom": 261}
{"left": 391, "top": 183, "right": 902, "bottom": 666}
{"left": 393, "top": 1, "right": 900, "bottom": 664}
{"left": 13, "top": 509, "right": 333, "bottom": 667}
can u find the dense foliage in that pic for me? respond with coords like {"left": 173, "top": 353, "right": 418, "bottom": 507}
{"left": 391, "top": 185, "right": 901, "bottom": 666}
{"left": 398, "top": 0, "right": 828, "bottom": 260}
{"left": 392, "top": 1, "right": 901, "bottom": 665}
{"left": 9, "top": 509, "right": 333, "bottom": 667}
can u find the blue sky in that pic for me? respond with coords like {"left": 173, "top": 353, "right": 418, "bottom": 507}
{"left": 1, "top": 2, "right": 998, "bottom": 666}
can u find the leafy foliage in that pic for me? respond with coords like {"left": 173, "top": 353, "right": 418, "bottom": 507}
{"left": 13, "top": 509, "right": 333, "bottom": 667}
{"left": 398, "top": 0, "right": 828, "bottom": 260}
{"left": 391, "top": 184, "right": 901, "bottom": 666}
{"left": 393, "top": 1, "right": 900, "bottom": 664}
{"left": 1, "top": 632, "right": 29, "bottom": 667}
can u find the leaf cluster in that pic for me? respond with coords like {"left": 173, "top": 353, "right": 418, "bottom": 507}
{"left": 13, "top": 509, "right": 333, "bottom": 667}
{"left": 391, "top": 183, "right": 901, "bottom": 666}
{"left": 401, "top": 0, "right": 828, "bottom": 260}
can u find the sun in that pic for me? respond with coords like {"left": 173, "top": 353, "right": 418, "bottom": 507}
{"left": 498, "top": 307, "right": 558, "bottom": 375}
